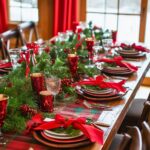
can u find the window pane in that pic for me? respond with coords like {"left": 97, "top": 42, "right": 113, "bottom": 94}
{"left": 10, "top": 7, "right": 21, "bottom": 21}
{"left": 21, "top": 0, "right": 37, "bottom": 8}
{"left": 105, "top": 14, "right": 117, "bottom": 30}
{"left": 119, "top": 0, "right": 141, "bottom": 14}
{"left": 106, "top": 0, "right": 118, "bottom": 13}
{"left": 9, "top": 0, "right": 38, "bottom": 22}
{"left": 87, "top": 0, "right": 105, "bottom": 12}
{"left": 87, "top": 13, "right": 105, "bottom": 28}
{"left": 22, "top": 8, "right": 38, "bottom": 22}
{"left": 10, "top": 0, "right": 21, "bottom": 7}
{"left": 118, "top": 15, "right": 140, "bottom": 42}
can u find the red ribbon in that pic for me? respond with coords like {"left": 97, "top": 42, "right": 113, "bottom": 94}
{"left": 27, "top": 114, "right": 103, "bottom": 144}
{"left": 0, "top": 62, "right": 12, "bottom": 69}
{"left": 120, "top": 43, "right": 150, "bottom": 53}
{"left": 26, "top": 42, "right": 39, "bottom": 55}
{"left": 72, "top": 75, "right": 126, "bottom": 92}
{"left": 95, "top": 56, "right": 138, "bottom": 72}
{"left": 18, "top": 50, "right": 30, "bottom": 78}
{"left": 17, "top": 42, "right": 39, "bottom": 77}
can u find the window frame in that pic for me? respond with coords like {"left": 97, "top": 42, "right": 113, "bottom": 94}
{"left": 86, "top": 0, "right": 148, "bottom": 42}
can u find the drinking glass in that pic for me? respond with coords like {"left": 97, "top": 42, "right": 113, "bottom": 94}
{"left": 0, "top": 94, "right": 8, "bottom": 145}
{"left": 45, "top": 77, "right": 61, "bottom": 106}
{"left": 9, "top": 48, "right": 21, "bottom": 69}
{"left": 92, "top": 45, "right": 103, "bottom": 62}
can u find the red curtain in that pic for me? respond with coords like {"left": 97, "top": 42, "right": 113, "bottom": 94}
{"left": 0, "top": 0, "right": 8, "bottom": 33}
{"left": 53, "top": 0, "right": 79, "bottom": 36}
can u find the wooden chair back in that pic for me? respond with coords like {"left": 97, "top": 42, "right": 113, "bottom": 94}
{"left": 141, "top": 121, "right": 150, "bottom": 150}
{"left": 17, "top": 21, "right": 40, "bottom": 45}
{"left": 138, "top": 100, "right": 150, "bottom": 128}
{"left": 0, "top": 29, "right": 20, "bottom": 60}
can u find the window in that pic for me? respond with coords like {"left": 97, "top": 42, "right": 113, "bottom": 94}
{"left": 9, "top": 0, "right": 39, "bottom": 22}
{"left": 86, "top": 0, "right": 142, "bottom": 42}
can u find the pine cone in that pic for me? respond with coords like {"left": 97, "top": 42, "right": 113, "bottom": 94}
{"left": 61, "top": 78, "right": 72, "bottom": 86}
{"left": 20, "top": 104, "right": 37, "bottom": 116}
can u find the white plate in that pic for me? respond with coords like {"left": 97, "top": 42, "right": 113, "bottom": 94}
{"left": 44, "top": 129, "right": 71, "bottom": 137}
{"left": 43, "top": 130, "right": 83, "bottom": 140}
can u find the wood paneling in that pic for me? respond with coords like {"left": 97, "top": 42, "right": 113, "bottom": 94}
{"left": 139, "top": 0, "right": 148, "bottom": 42}
{"left": 79, "top": 0, "right": 86, "bottom": 22}
{"left": 38, "top": 0, "right": 53, "bottom": 40}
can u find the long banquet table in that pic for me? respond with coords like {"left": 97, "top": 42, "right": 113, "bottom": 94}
{"left": 1, "top": 55, "right": 150, "bottom": 150}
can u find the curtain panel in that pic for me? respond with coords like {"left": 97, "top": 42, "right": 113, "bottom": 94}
{"left": 0, "top": 0, "right": 8, "bottom": 33}
{"left": 53, "top": 0, "right": 79, "bottom": 36}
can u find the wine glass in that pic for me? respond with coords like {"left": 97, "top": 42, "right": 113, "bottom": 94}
{"left": 0, "top": 94, "right": 8, "bottom": 145}
{"left": 9, "top": 48, "right": 21, "bottom": 69}
{"left": 45, "top": 77, "right": 61, "bottom": 106}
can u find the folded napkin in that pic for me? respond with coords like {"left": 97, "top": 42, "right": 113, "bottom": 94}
{"left": 0, "top": 62, "right": 12, "bottom": 69}
{"left": 95, "top": 56, "right": 138, "bottom": 72}
{"left": 26, "top": 114, "right": 104, "bottom": 144}
{"left": 120, "top": 43, "right": 150, "bottom": 53}
{"left": 72, "top": 75, "right": 126, "bottom": 93}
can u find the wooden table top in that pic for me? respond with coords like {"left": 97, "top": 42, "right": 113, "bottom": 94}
{"left": 1, "top": 54, "right": 150, "bottom": 150}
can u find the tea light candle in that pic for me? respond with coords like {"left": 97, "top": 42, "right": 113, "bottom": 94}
{"left": 39, "top": 90, "right": 54, "bottom": 112}
{"left": 0, "top": 94, "right": 8, "bottom": 101}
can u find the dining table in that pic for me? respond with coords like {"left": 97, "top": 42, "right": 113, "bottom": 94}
{"left": 0, "top": 52, "right": 149, "bottom": 150}
{"left": 0, "top": 24, "right": 150, "bottom": 150}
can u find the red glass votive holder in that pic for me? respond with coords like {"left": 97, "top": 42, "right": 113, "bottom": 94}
{"left": 68, "top": 54, "right": 79, "bottom": 78}
{"left": 0, "top": 94, "right": 8, "bottom": 127}
{"left": 85, "top": 38, "right": 94, "bottom": 60}
{"left": 112, "top": 31, "right": 117, "bottom": 45}
{"left": 30, "top": 73, "right": 46, "bottom": 95}
{"left": 39, "top": 91, "right": 54, "bottom": 112}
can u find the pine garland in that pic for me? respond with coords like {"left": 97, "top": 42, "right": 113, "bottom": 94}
{"left": 0, "top": 23, "right": 112, "bottom": 133}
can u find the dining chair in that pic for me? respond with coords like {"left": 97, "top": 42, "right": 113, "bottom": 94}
{"left": 0, "top": 29, "right": 20, "bottom": 60}
{"left": 17, "top": 21, "right": 42, "bottom": 45}
{"left": 119, "top": 93, "right": 150, "bottom": 132}
{"left": 109, "top": 126, "right": 142, "bottom": 150}
{"left": 141, "top": 121, "right": 150, "bottom": 150}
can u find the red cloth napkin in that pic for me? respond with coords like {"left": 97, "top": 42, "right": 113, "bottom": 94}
{"left": 0, "top": 62, "right": 12, "bottom": 69}
{"left": 95, "top": 56, "right": 138, "bottom": 72}
{"left": 72, "top": 75, "right": 126, "bottom": 93}
{"left": 27, "top": 114, "right": 104, "bottom": 144}
{"left": 120, "top": 43, "right": 150, "bottom": 53}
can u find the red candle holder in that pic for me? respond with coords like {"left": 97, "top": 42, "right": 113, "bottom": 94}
{"left": 39, "top": 91, "right": 54, "bottom": 112}
{"left": 30, "top": 73, "right": 46, "bottom": 95}
{"left": 68, "top": 54, "right": 79, "bottom": 79}
{"left": 85, "top": 38, "right": 94, "bottom": 61}
{"left": 0, "top": 94, "right": 8, "bottom": 128}
{"left": 0, "top": 94, "right": 8, "bottom": 145}
{"left": 112, "top": 31, "right": 117, "bottom": 45}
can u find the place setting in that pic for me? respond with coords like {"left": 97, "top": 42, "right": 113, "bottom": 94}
{"left": 115, "top": 43, "right": 150, "bottom": 59}
{"left": 73, "top": 75, "right": 127, "bottom": 102}
{"left": 95, "top": 56, "right": 138, "bottom": 76}
{"left": 0, "top": 60, "right": 12, "bottom": 75}
{"left": 28, "top": 114, "right": 104, "bottom": 148}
